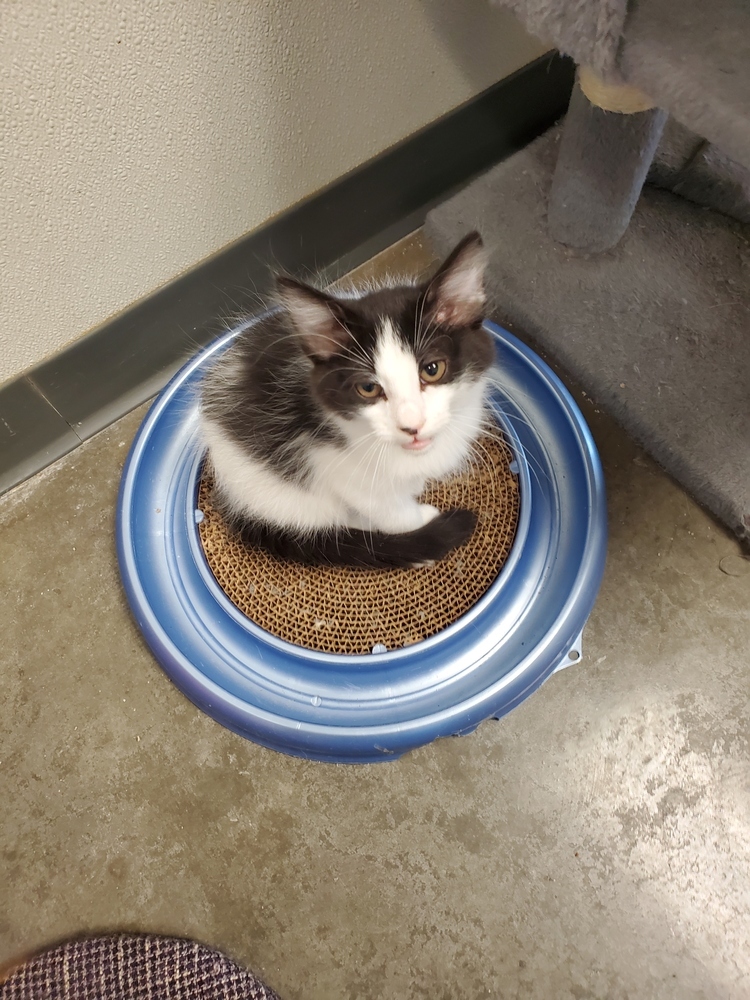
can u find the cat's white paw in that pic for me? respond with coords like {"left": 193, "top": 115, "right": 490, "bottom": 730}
{"left": 417, "top": 504, "right": 441, "bottom": 527}
{"left": 350, "top": 501, "right": 440, "bottom": 534}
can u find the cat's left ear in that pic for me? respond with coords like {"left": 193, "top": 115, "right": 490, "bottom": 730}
{"left": 276, "top": 275, "right": 350, "bottom": 361}
{"left": 423, "top": 231, "right": 487, "bottom": 328}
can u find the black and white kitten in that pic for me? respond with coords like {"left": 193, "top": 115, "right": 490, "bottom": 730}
{"left": 200, "top": 232, "right": 494, "bottom": 569}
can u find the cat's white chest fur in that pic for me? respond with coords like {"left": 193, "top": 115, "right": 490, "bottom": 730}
{"left": 202, "top": 371, "right": 489, "bottom": 537}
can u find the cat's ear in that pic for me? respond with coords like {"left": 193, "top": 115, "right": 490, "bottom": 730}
{"left": 276, "top": 276, "right": 350, "bottom": 361}
{"left": 424, "top": 231, "right": 487, "bottom": 328}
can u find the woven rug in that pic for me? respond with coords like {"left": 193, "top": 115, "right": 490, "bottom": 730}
{"left": 0, "top": 935, "right": 281, "bottom": 1000}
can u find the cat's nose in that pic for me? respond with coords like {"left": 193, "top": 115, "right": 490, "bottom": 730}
{"left": 400, "top": 426, "right": 422, "bottom": 437}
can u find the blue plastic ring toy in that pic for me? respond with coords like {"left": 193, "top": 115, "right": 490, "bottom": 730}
{"left": 117, "top": 321, "right": 607, "bottom": 763}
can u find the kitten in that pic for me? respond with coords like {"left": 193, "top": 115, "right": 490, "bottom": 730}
{"left": 200, "top": 232, "right": 494, "bottom": 569}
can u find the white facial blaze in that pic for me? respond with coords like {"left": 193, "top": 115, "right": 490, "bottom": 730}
{"left": 373, "top": 320, "right": 425, "bottom": 433}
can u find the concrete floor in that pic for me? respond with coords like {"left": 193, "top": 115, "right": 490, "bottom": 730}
{"left": 2, "top": 233, "right": 749, "bottom": 1000}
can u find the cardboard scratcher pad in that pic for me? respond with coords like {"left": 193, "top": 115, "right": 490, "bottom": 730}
{"left": 197, "top": 435, "right": 520, "bottom": 655}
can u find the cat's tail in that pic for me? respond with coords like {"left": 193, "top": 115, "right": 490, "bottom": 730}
{"left": 234, "top": 509, "right": 477, "bottom": 569}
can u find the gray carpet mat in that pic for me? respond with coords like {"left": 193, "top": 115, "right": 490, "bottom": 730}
{"left": 425, "top": 128, "right": 750, "bottom": 541}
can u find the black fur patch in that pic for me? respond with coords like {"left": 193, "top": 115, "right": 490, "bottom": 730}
{"left": 232, "top": 508, "right": 478, "bottom": 569}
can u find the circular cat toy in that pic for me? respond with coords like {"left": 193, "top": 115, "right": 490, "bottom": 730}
{"left": 117, "top": 239, "right": 606, "bottom": 763}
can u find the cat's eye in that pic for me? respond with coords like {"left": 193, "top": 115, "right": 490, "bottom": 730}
{"left": 420, "top": 359, "right": 447, "bottom": 383}
{"left": 356, "top": 381, "right": 383, "bottom": 399}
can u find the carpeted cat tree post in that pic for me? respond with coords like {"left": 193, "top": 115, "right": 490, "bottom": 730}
{"left": 426, "top": 0, "right": 750, "bottom": 541}
{"left": 547, "top": 69, "right": 667, "bottom": 253}
{"left": 499, "top": 0, "right": 750, "bottom": 247}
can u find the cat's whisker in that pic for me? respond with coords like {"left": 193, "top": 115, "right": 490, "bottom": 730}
{"left": 414, "top": 292, "right": 430, "bottom": 355}
{"left": 447, "top": 405, "right": 549, "bottom": 498}
{"left": 310, "top": 431, "right": 383, "bottom": 492}
{"left": 340, "top": 342, "right": 375, "bottom": 371}
{"left": 485, "top": 404, "right": 552, "bottom": 490}
{"left": 478, "top": 423, "right": 547, "bottom": 493}
{"left": 416, "top": 302, "right": 441, "bottom": 350}
{"left": 414, "top": 263, "right": 444, "bottom": 353}
{"left": 365, "top": 442, "right": 390, "bottom": 550}
{"left": 415, "top": 301, "right": 439, "bottom": 356}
